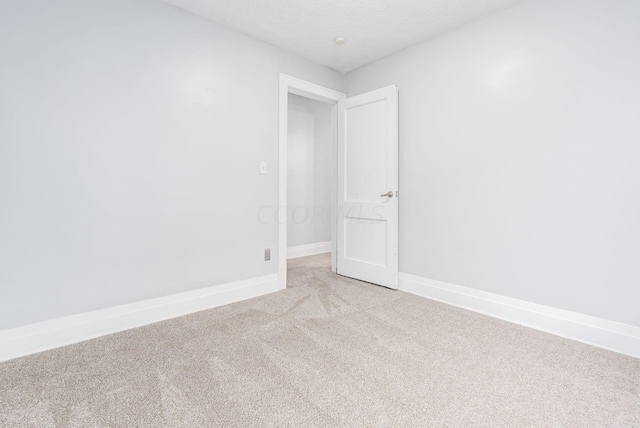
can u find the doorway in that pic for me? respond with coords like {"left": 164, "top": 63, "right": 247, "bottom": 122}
{"left": 278, "top": 74, "right": 344, "bottom": 289}
{"left": 278, "top": 75, "right": 399, "bottom": 290}
{"left": 286, "top": 93, "right": 333, "bottom": 260}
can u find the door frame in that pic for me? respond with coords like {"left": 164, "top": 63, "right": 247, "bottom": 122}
{"left": 278, "top": 74, "right": 346, "bottom": 290}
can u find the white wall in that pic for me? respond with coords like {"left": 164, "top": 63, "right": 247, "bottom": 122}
{"left": 287, "top": 94, "right": 332, "bottom": 248}
{"left": 347, "top": 0, "right": 640, "bottom": 327}
{"left": 0, "top": 0, "right": 344, "bottom": 330}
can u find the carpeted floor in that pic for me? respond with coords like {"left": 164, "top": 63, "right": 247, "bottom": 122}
{"left": 1, "top": 253, "right": 639, "bottom": 427}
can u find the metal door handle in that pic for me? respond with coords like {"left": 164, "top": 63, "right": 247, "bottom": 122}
{"left": 380, "top": 191, "right": 393, "bottom": 198}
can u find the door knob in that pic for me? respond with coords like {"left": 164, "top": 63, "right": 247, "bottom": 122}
{"left": 380, "top": 191, "right": 393, "bottom": 198}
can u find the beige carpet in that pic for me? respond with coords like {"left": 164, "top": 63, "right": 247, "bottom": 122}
{"left": 1, "top": 253, "right": 639, "bottom": 427}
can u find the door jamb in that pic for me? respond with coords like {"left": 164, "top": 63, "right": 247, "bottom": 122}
{"left": 278, "top": 74, "right": 346, "bottom": 290}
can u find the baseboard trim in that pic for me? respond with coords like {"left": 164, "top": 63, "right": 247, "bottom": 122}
{"left": 287, "top": 241, "right": 331, "bottom": 259}
{"left": 0, "top": 273, "right": 280, "bottom": 363}
{"left": 399, "top": 273, "right": 640, "bottom": 359}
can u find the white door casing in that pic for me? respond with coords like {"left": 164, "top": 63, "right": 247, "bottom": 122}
{"left": 278, "top": 74, "right": 346, "bottom": 290}
{"left": 336, "top": 85, "right": 399, "bottom": 289}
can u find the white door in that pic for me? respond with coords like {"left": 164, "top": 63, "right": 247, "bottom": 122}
{"left": 336, "top": 85, "right": 398, "bottom": 289}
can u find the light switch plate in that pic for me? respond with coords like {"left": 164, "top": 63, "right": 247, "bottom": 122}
{"left": 259, "top": 162, "right": 267, "bottom": 175}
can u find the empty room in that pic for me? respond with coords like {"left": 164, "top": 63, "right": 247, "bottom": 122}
{"left": 1, "top": 0, "right": 639, "bottom": 426}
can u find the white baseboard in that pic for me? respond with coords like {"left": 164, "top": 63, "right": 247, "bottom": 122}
{"left": 287, "top": 241, "right": 331, "bottom": 259}
{"left": 399, "top": 273, "right": 640, "bottom": 359}
{"left": 0, "top": 274, "right": 280, "bottom": 363}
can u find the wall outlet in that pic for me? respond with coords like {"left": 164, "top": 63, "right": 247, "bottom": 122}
{"left": 264, "top": 248, "right": 271, "bottom": 261}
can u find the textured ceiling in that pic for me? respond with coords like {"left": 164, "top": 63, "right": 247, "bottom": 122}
{"left": 160, "top": 0, "right": 524, "bottom": 72}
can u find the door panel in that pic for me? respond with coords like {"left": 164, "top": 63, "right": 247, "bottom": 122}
{"left": 344, "top": 217, "right": 387, "bottom": 265}
{"left": 336, "top": 86, "right": 398, "bottom": 289}
{"left": 345, "top": 100, "right": 388, "bottom": 202}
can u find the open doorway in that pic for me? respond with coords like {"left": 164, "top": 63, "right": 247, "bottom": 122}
{"left": 286, "top": 94, "right": 333, "bottom": 287}
{"left": 286, "top": 94, "right": 332, "bottom": 260}
{"left": 278, "top": 75, "right": 345, "bottom": 289}
{"left": 278, "top": 75, "right": 399, "bottom": 290}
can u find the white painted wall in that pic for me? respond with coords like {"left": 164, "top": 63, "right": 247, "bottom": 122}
{"left": 286, "top": 94, "right": 332, "bottom": 248}
{"left": 347, "top": 0, "right": 640, "bottom": 327}
{"left": 0, "top": 0, "right": 343, "bottom": 330}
